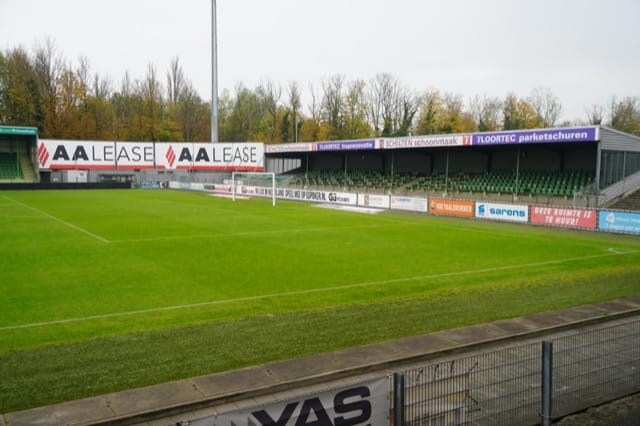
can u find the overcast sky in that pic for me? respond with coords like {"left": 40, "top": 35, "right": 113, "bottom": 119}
{"left": 1, "top": 0, "right": 638, "bottom": 124}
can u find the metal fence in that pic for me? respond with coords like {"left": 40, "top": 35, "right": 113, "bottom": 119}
{"left": 394, "top": 318, "right": 640, "bottom": 425}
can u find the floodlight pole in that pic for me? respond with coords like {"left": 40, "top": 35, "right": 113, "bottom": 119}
{"left": 211, "top": 0, "right": 219, "bottom": 142}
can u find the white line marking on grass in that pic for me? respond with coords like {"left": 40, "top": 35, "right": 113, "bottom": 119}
{"left": 316, "top": 204, "right": 383, "bottom": 214}
{"left": 1, "top": 196, "right": 110, "bottom": 244}
{"left": 109, "top": 223, "right": 405, "bottom": 243}
{"left": 1, "top": 249, "right": 636, "bottom": 332}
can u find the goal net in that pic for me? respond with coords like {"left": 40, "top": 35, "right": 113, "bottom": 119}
{"left": 231, "top": 171, "right": 276, "bottom": 206}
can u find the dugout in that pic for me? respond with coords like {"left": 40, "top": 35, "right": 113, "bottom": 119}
{"left": 265, "top": 126, "right": 640, "bottom": 207}
{"left": 0, "top": 125, "right": 38, "bottom": 183}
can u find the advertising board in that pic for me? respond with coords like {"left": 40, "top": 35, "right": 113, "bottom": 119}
{"left": 530, "top": 206, "right": 597, "bottom": 229}
{"left": 378, "top": 134, "right": 471, "bottom": 149}
{"left": 390, "top": 196, "right": 429, "bottom": 213}
{"left": 358, "top": 193, "right": 390, "bottom": 209}
{"left": 429, "top": 198, "right": 475, "bottom": 217}
{"left": 315, "top": 140, "right": 376, "bottom": 152}
{"left": 39, "top": 140, "right": 264, "bottom": 172}
{"left": 190, "top": 377, "right": 389, "bottom": 426}
{"left": 598, "top": 211, "right": 640, "bottom": 234}
{"left": 471, "top": 127, "right": 598, "bottom": 146}
{"left": 265, "top": 142, "right": 314, "bottom": 153}
{"left": 38, "top": 140, "right": 116, "bottom": 170}
{"left": 155, "top": 143, "right": 264, "bottom": 171}
{"left": 475, "top": 202, "right": 529, "bottom": 223}
{"left": 243, "top": 186, "right": 358, "bottom": 205}
{"left": 113, "top": 142, "right": 155, "bottom": 170}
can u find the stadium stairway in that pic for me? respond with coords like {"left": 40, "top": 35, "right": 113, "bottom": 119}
{"left": 3, "top": 295, "right": 640, "bottom": 425}
{"left": 607, "top": 189, "right": 640, "bottom": 211}
{"left": 19, "top": 153, "right": 36, "bottom": 182}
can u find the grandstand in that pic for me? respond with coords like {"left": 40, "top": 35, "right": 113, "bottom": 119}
{"left": 0, "top": 125, "right": 38, "bottom": 183}
{"left": 286, "top": 169, "right": 595, "bottom": 200}
{"left": 268, "top": 126, "right": 640, "bottom": 208}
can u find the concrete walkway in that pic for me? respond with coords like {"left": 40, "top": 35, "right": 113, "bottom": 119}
{"left": 3, "top": 295, "right": 640, "bottom": 426}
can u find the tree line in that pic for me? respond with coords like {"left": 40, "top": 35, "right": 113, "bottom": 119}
{"left": 1, "top": 40, "right": 639, "bottom": 143}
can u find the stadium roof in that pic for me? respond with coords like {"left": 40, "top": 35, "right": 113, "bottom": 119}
{"left": 0, "top": 125, "right": 38, "bottom": 137}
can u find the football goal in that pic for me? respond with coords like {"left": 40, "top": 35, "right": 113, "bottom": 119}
{"left": 231, "top": 171, "right": 276, "bottom": 206}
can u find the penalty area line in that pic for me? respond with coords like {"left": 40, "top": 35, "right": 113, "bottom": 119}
{"left": 1, "top": 196, "right": 110, "bottom": 244}
{"left": 1, "top": 249, "right": 636, "bottom": 332}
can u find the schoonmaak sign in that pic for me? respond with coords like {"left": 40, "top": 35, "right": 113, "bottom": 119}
{"left": 188, "top": 377, "right": 389, "bottom": 426}
{"left": 37, "top": 140, "right": 264, "bottom": 171}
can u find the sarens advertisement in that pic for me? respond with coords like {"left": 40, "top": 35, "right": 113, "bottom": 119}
{"left": 38, "top": 140, "right": 264, "bottom": 171}
{"left": 476, "top": 202, "right": 529, "bottom": 223}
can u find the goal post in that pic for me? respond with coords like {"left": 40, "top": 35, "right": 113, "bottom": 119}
{"left": 231, "top": 171, "right": 276, "bottom": 206}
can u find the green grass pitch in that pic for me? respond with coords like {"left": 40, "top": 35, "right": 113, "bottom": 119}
{"left": 1, "top": 189, "right": 639, "bottom": 412}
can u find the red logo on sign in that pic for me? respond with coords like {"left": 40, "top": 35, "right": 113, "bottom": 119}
{"left": 166, "top": 146, "right": 176, "bottom": 168}
{"left": 462, "top": 135, "right": 471, "bottom": 145}
{"left": 38, "top": 144, "right": 49, "bottom": 166}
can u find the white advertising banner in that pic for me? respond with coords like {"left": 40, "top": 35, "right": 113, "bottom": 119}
{"left": 358, "top": 193, "right": 390, "bottom": 209}
{"left": 377, "top": 134, "right": 471, "bottom": 149}
{"left": 265, "top": 142, "right": 314, "bottom": 153}
{"left": 190, "top": 377, "right": 389, "bottom": 426}
{"left": 242, "top": 186, "right": 358, "bottom": 205}
{"left": 390, "top": 196, "right": 429, "bottom": 213}
{"left": 475, "top": 202, "right": 529, "bottom": 223}
{"left": 38, "top": 139, "right": 116, "bottom": 170}
{"left": 39, "top": 140, "right": 264, "bottom": 172}
{"left": 203, "top": 183, "right": 233, "bottom": 194}
{"left": 113, "top": 142, "right": 155, "bottom": 170}
{"left": 155, "top": 143, "right": 264, "bottom": 171}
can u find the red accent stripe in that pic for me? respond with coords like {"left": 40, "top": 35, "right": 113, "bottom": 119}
{"left": 38, "top": 144, "right": 49, "bottom": 165}
{"left": 116, "top": 165, "right": 155, "bottom": 170}
{"left": 48, "top": 165, "right": 117, "bottom": 170}
{"left": 174, "top": 165, "right": 265, "bottom": 171}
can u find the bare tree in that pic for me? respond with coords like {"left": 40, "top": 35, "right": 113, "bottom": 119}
{"left": 33, "top": 37, "right": 63, "bottom": 136}
{"left": 469, "top": 94, "right": 503, "bottom": 131}
{"left": 287, "top": 80, "right": 302, "bottom": 142}
{"left": 258, "top": 79, "right": 282, "bottom": 142}
{"left": 75, "top": 56, "right": 91, "bottom": 138}
{"left": 585, "top": 104, "right": 604, "bottom": 125}
{"left": 141, "top": 63, "right": 164, "bottom": 141}
{"left": 366, "top": 73, "right": 418, "bottom": 136}
{"left": 397, "top": 89, "right": 421, "bottom": 136}
{"left": 343, "top": 79, "right": 370, "bottom": 139}
{"left": 321, "top": 74, "right": 346, "bottom": 139}
{"left": 529, "top": 87, "right": 562, "bottom": 127}
{"left": 367, "top": 73, "right": 400, "bottom": 136}
{"left": 307, "top": 82, "right": 321, "bottom": 123}
{"left": 166, "top": 57, "right": 184, "bottom": 105}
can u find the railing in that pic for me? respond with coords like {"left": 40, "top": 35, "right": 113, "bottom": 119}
{"left": 599, "top": 169, "right": 640, "bottom": 206}
{"left": 393, "top": 319, "right": 640, "bottom": 425}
